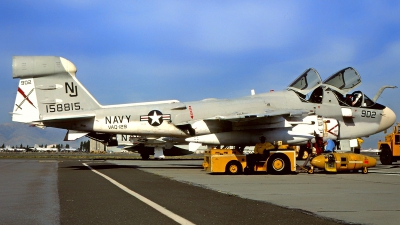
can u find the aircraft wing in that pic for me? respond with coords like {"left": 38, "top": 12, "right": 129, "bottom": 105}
{"left": 204, "top": 109, "right": 310, "bottom": 122}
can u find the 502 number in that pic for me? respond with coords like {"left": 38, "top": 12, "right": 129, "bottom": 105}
{"left": 20, "top": 80, "right": 31, "bottom": 85}
{"left": 361, "top": 110, "right": 376, "bottom": 118}
{"left": 46, "top": 102, "right": 81, "bottom": 113}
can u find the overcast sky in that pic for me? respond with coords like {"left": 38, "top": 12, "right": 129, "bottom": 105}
{"left": 1, "top": 1, "right": 399, "bottom": 148}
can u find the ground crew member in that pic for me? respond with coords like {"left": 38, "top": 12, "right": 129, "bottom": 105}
{"left": 354, "top": 138, "right": 363, "bottom": 154}
{"left": 253, "top": 136, "right": 275, "bottom": 155}
{"left": 247, "top": 136, "right": 274, "bottom": 173}
{"left": 324, "top": 139, "right": 335, "bottom": 153}
{"left": 314, "top": 134, "right": 324, "bottom": 155}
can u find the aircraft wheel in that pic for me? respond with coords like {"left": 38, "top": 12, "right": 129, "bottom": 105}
{"left": 225, "top": 161, "right": 242, "bottom": 175}
{"left": 362, "top": 167, "right": 368, "bottom": 174}
{"left": 141, "top": 154, "right": 150, "bottom": 160}
{"left": 380, "top": 147, "right": 393, "bottom": 165}
{"left": 267, "top": 154, "right": 290, "bottom": 174}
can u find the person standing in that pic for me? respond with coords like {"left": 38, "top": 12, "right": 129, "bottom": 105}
{"left": 324, "top": 139, "right": 335, "bottom": 153}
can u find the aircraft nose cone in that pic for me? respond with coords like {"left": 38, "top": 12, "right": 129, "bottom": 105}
{"left": 378, "top": 107, "right": 396, "bottom": 132}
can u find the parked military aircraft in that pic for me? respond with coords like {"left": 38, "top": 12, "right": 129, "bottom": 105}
{"left": 4, "top": 145, "right": 26, "bottom": 152}
{"left": 60, "top": 147, "right": 77, "bottom": 152}
{"left": 30, "top": 144, "right": 58, "bottom": 152}
{"left": 11, "top": 56, "right": 396, "bottom": 159}
{"left": 4, "top": 145, "right": 14, "bottom": 152}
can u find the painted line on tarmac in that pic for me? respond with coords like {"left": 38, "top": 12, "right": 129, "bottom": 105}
{"left": 83, "top": 163, "right": 195, "bottom": 225}
{"left": 369, "top": 170, "right": 400, "bottom": 176}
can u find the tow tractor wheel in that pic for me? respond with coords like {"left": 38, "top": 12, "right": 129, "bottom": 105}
{"left": 267, "top": 154, "right": 290, "bottom": 174}
{"left": 380, "top": 146, "right": 393, "bottom": 165}
{"left": 225, "top": 161, "right": 242, "bottom": 175}
{"left": 362, "top": 167, "right": 368, "bottom": 174}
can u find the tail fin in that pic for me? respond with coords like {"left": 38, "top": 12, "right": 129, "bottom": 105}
{"left": 13, "top": 72, "right": 40, "bottom": 123}
{"left": 12, "top": 56, "right": 101, "bottom": 124}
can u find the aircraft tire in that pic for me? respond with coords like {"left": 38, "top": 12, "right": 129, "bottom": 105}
{"left": 243, "top": 167, "right": 252, "bottom": 175}
{"left": 225, "top": 161, "right": 242, "bottom": 175}
{"left": 267, "top": 154, "right": 290, "bottom": 175}
{"left": 141, "top": 154, "right": 150, "bottom": 160}
{"left": 380, "top": 147, "right": 393, "bottom": 165}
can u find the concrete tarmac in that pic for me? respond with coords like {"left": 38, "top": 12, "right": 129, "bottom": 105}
{"left": 0, "top": 159, "right": 345, "bottom": 225}
{"left": 59, "top": 161, "right": 345, "bottom": 225}
{"left": 1, "top": 158, "right": 399, "bottom": 224}
{"left": 110, "top": 158, "right": 400, "bottom": 225}
{"left": 0, "top": 159, "right": 59, "bottom": 224}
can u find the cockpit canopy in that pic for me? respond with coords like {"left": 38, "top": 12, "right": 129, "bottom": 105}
{"left": 323, "top": 67, "right": 361, "bottom": 95}
{"left": 288, "top": 67, "right": 362, "bottom": 97}
{"left": 287, "top": 68, "right": 322, "bottom": 95}
{"left": 287, "top": 67, "right": 385, "bottom": 109}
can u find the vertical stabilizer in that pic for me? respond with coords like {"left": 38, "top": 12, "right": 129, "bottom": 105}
{"left": 13, "top": 77, "right": 40, "bottom": 123}
{"left": 12, "top": 56, "right": 101, "bottom": 124}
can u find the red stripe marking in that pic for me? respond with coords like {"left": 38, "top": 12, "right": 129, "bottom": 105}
{"left": 17, "top": 87, "right": 35, "bottom": 108}
{"left": 189, "top": 106, "right": 194, "bottom": 119}
{"left": 327, "top": 124, "right": 338, "bottom": 137}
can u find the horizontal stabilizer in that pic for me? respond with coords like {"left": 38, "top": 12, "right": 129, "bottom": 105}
{"left": 38, "top": 113, "right": 95, "bottom": 122}
{"left": 64, "top": 130, "right": 88, "bottom": 141}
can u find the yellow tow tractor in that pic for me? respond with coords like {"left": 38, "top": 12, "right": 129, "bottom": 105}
{"left": 378, "top": 122, "right": 400, "bottom": 165}
{"left": 202, "top": 142, "right": 296, "bottom": 175}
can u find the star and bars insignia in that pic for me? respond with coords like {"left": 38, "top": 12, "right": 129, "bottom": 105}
{"left": 140, "top": 110, "right": 171, "bottom": 126}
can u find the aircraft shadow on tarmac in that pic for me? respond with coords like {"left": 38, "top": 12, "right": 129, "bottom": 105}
{"left": 388, "top": 165, "right": 400, "bottom": 168}
{"left": 169, "top": 164, "right": 203, "bottom": 167}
